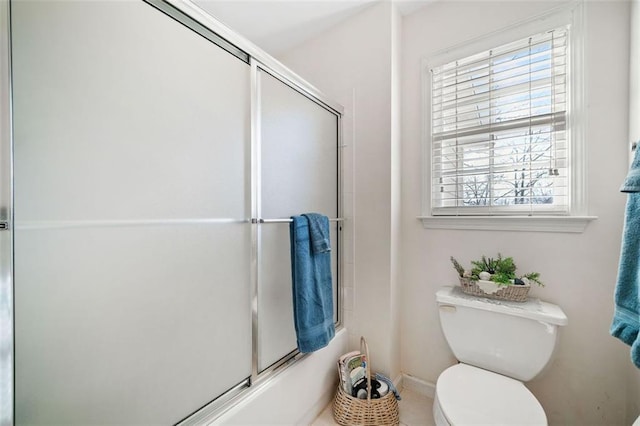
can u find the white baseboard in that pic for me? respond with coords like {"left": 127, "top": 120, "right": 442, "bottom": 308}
{"left": 400, "top": 373, "right": 436, "bottom": 399}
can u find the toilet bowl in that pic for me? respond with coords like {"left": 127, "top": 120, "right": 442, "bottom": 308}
{"left": 433, "top": 364, "right": 546, "bottom": 426}
{"left": 434, "top": 286, "right": 567, "bottom": 426}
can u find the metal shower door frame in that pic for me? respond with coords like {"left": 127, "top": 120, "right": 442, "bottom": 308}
{"left": 0, "top": 1, "right": 13, "bottom": 425}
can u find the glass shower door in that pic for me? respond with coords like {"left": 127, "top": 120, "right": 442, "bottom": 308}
{"left": 257, "top": 68, "right": 339, "bottom": 372}
{"left": 11, "top": 1, "right": 251, "bottom": 424}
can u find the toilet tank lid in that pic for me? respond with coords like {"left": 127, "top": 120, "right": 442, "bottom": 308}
{"left": 436, "top": 286, "right": 568, "bottom": 326}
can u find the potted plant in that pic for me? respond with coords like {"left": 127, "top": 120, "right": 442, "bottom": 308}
{"left": 450, "top": 254, "right": 543, "bottom": 302}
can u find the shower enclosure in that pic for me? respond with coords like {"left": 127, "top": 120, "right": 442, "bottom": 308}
{"left": 0, "top": 1, "right": 342, "bottom": 424}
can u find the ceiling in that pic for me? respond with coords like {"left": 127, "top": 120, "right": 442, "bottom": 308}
{"left": 193, "top": 0, "right": 432, "bottom": 56}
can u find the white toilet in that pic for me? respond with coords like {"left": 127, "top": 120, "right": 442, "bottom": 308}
{"left": 433, "top": 286, "right": 568, "bottom": 426}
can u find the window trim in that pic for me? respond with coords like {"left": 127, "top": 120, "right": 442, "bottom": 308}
{"left": 419, "top": 1, "right": 596, "bottom": 232}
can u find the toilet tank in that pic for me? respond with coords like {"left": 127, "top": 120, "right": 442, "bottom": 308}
{"left": 436, "top": 286, "right": 568, "bottom": 382}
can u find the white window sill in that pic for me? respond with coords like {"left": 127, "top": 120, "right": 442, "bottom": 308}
{"left": 417, "top": 215, "right": 597, "bottom": 233}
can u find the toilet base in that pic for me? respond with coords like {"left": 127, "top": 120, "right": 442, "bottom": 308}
{"left": 432, "top": 393, "right": 450, "bottom": 426}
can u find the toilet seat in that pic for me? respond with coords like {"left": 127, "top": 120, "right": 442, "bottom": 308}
{"left": 435, "top": 363, "right": 547, "bottom": 426}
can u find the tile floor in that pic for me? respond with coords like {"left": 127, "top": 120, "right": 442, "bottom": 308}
{"left": 312, "top": 388, "right": 436, "bottom": 426}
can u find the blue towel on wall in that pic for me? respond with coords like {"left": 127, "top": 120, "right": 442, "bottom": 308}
{"left": 611, "top": 147, "right": 640, "bottom": 368}
{"left": 290, "top": 213, "right": 335, "bottom": 353}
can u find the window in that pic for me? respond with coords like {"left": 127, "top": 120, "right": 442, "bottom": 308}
{"left": 432, "top": 27, "right": 568, "bottom": 215}
{"left": 421, "top": 4, "right": 594, "bottom": 232}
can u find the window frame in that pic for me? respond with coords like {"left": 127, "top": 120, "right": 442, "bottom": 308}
{"left": 419, "top": 1, "right": 595, "bottom": 233}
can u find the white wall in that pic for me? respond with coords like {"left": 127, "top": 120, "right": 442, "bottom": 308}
{"left": 280, "top": 2, "right": 401, "bottom": 380}
{"left": 401, "top": 1, "right": 632, "bottom": 424}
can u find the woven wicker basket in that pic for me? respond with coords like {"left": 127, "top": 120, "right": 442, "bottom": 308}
{"left": 459, "top": 277, "right": 529, "bottom": 302}
{"left": 333, "top": 337, "right": 399, "bottom": 426}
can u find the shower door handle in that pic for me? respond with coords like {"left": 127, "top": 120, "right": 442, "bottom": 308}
{"left": 0, "top": 221, "right": 9, "bottom": 230}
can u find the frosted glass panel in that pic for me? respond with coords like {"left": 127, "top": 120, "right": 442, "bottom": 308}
{"left": 258, "top": 70, "right": 338, "bottom": 371}
{"left": 14, "top": 226, "right": 251, "bottom": 425}
{"left": 258, "top": 224, "right": 338, "bottom": 370}
{"left": 12, "top": 1, "right": 248, "bottom": 222}
{"left": 12, "top": 1, "right": 251, "bottom": 424}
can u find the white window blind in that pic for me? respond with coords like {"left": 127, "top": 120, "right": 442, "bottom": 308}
{"left": 431, "top": 26, "right": 569, "bottom": 216}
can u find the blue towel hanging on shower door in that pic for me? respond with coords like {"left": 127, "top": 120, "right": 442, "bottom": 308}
{"left": 289, "top": 213, "right": 335, "bottom": 353}
{"left": 611, "top": 147, "right": 640, "bottom": 368}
